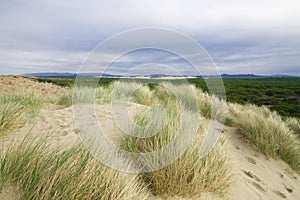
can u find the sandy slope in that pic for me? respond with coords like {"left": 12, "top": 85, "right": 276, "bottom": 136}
{"left": 1, "top": 104, "right": 299, "bottom": 199}
{"left": 225, "top": 127, "right": 300, "bottom": 200}
{"left": 0, "top": 75, "right": 67, "bottom": 96}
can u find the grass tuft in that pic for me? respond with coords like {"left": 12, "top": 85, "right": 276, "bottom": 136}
{"left": 227, "top": 103, "right": 300, "bottom": 171}
{"left": 0, "top": 90, "right": 43, "bottom": 118}
{"left": 56, "top": 91, "right": 73, "bottom": 108}
{"left": 0, "top": 137, "right": 150, "bottom": 200}
{"left": 0, "top": 103, "right": 24, "bottom": 135}
{"left": 285, "top": 117, "right": 300, "bottom": 136}
{"left": 0, "top": 90, "right": 44, "bottom": 135}
{"left": 122, "top": 100, "right": 232, "bottom": 198}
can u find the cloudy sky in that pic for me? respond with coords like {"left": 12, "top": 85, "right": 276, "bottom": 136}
{"left": 0, "top": 0, "right": 300, "bottom": 75}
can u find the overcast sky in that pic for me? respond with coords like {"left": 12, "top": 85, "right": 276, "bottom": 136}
{"left": 0, "top": 0, "right": 300, "bottom": 75}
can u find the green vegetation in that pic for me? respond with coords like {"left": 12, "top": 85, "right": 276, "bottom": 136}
{"left": 189, "top": 78, "right": 300, "bottom": 118}
{"left": 33, "top": 77, "right": 119, "bottom": 88}
{"left": 33, "top": 77, "right": 300, "bottom": 118}
{"left": 33, "top": 77, "right": 75, "bottom": 87}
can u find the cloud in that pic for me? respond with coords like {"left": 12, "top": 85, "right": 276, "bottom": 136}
{"left": 0, "top": 0, "right": 299, "bottom": 75}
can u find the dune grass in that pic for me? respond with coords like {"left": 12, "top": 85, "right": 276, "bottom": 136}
{"left": 96, "top": 84, "right": 114, "bottom": 104}
{"left": 0, "top": 103, "right": 24, "bottom": 135}
{"left": 285, "top": 117, "right": 300, "bottom": 136}
{"left": 56, "top": 90, "right": 73, "bottom": 108}
{"left": 122, "top": 98, "right": 232, "bottom": 198}
{"left": 0, "top": 90, "right": 43, "bottom": 118}
{"left": 0, "top": 90, "right": 45, "bottom": 135}
{"left": 3, "top": 80, "right": 300, "bottom": 199}
{"left": 0, "top": 137, "right": 150, "bottom": 200}
{"left": 196, "top": 91, "right": 227, "bottom": 123}
{"left": 152, "top": 83, "right": 227, "bottom": 122}
{"left": 111, "top": 82, "right": 152, "bottom": 106}
{"left": 227, "top": 103, "right": 300, "bottom": 171}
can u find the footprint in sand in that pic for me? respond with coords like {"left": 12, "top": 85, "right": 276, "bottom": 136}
{"left": 282, "top": 183, "right": 293, "bottom": 193}
{"left": 284, "top": 186, "right": 293, "bottom": 194}
{"left": 273, "top": 190, "right": 287, "bottom": 199}
{"left": 245, "top": 156, "right": 257, "bottom": 165}
{"left": 252, "top": 181, "right": 267, "bottom": 192}
{"left": 277, "top": 171, "right": 284, "bottom": 178}
{"left": 243, "top": 170, "right": 261, "bottom": 182}
{"left": 61, "top": 130, "right": 68, "bottom": 136}
{"left": 242, "top": 170, "right": 268, "bottom": 193}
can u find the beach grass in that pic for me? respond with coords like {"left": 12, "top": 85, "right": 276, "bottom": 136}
{"left": 227, "top": 103, "right": 300, "bottom": 171}
{"left": 0, "top": 136, "right": 150, "bottom": 200}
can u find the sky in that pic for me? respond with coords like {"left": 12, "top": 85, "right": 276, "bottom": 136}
{"left": 0, "top": 0, "right": 300, "bottom": 75}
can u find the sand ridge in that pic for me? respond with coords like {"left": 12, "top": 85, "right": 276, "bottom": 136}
{"left": 0, "top": 75, "right": 67, "bottom": 96}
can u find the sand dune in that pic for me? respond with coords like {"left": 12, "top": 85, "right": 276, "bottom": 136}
{"left": 0, "top": 76, "right": 299, "bottom": 199}
{"left": 1, "top": 103, "right": 299, "bottom": 199}
{"left": 0, "top": 75, "right": 67, "bottom": 96}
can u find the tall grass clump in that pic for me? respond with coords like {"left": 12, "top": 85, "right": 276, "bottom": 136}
{"left": 151, "top": 83, "right": 176, "bottom": 103}
{"left": 56, "top": 90, "right": 73, "bottom": 108}
{"left": 73, "top": 82, "right": 152, "bottom": 106}
{"left": 0, "top": 103, "right": 24, "bottom": 135}
{"left": 122, "top": 100, "right": 232, "bottom": 198}
{"left": 73, "top": 86, "right": 96, "bottom": 104}
{"left": 151, "top": 82, "right": 202, "bottom": 113}
{"left": 0, "top": 137, "right": 149, "bottom": 200}
{"left": 152, "top": 83, "right": 227, "bottom": 122}
{"left": 95, "top": 84, "right": 114, "bottom": 104}
{"left": 0, "top": 90, "right": 44, "bottom": 135}
{"left": 0, "top": 90, "right": 43, "bottom": 118}
{"left": 194, "top": 89, "right": 228, "bottom": 124}
{"left": 57, "top": 85, "right": 115, "bottom": 107}
{"left": 112, "top": 82, "right": 152, "bottom": 106}
{"left": 285, "top": 117, "right": 300, "bottom": 136}
{"left": 228, "top": 103, "right": 300, "bottom": 171}
{"left": 131, "top": 86, "right": 152, "bottom": 106}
